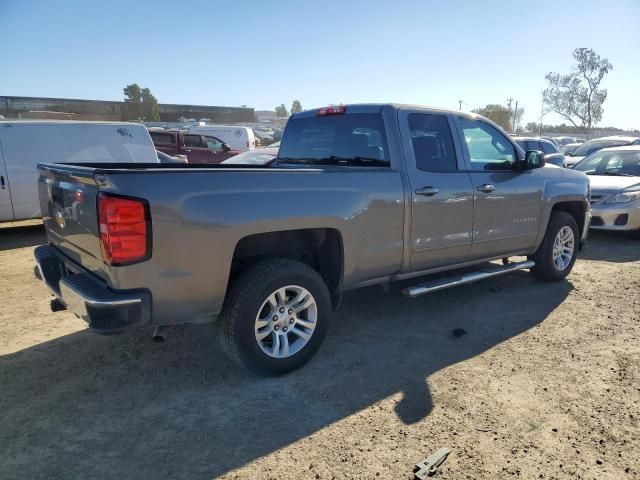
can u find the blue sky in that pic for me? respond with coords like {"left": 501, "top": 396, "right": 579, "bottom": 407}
{"left": 1, "top": 0, "right": 639, "bottom": 128}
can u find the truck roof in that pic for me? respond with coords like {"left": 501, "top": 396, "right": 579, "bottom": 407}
{"left": 291, "top": 103, "right": 481, "bottom": 120}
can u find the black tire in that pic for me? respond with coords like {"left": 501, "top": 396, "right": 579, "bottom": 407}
{"left": 529, "top": 211, "right": 579, "bottom": 281}
{"left": 219, "top": 258, "right": 332, "bottom": 376}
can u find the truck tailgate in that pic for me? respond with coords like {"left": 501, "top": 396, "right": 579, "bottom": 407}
{"left": 38, "top": 164, "right": 106, "bottom": 277}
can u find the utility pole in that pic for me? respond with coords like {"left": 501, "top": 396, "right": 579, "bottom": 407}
{"left": 539, "top": 93, "right": 544, "bottom": 137}
{"left": 512, "top": 100, "right": 518, "bottom": 132}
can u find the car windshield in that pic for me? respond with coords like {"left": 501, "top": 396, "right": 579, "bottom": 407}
{"left": 560, "top": 144, "right": 579, "bottom": 155}
{"left": 277, "top": 113, "right": 390, "bottom": 167}
{"left": 573, "top": 150, "right": 640, "bottom": 176}
{"left": 571, "top": 139, "right": 632, "bottom": 157}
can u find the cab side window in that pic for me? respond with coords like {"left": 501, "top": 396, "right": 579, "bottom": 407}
{"left": 204, "top": 136, "right": 223, "bottom": 150}
{"left": 458, "top": 117, "right": 517, "bottom": 171}
{"left": 540, "top": 141, "right": 557, "bottom": 154}
{"left": 183, "top": 134, "right": 204, "bottom": 147}
{"left": 408, "top": 113, "right": 457, "bottom": 172}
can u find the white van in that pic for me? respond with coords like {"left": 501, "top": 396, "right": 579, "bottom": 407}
{"left": 186, "top": 125, "right": 255, "bottom": 151}
{"left": 0, "top": 121, "right": 158, "bottom": 222}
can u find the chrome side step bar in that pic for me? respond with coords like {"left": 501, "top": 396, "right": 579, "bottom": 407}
{"left": 402, "top": 260, "right": 535, "bottom": 298}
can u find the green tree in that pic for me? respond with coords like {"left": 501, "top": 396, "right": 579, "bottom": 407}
{"left": 291, "top": 100, "right": 303, "bottom": 114}
{"left": 544, "top": 48, "right": 612, "bottom": 131}
{"left": 123, "top": 83, "right": 160, "bottom": 121}
{"left": 525, "top": 122, "right": 539, "bottom": 133}
{"left": 472, "top": 104, "right": 512, "bottom": 131}
{"left": 275, "top": 104, "right": 289, "bottom": 117}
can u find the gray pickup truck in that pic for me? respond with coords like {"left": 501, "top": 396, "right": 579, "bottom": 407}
{"left": 34, "top": 104, "right": 591, "bottom": 375}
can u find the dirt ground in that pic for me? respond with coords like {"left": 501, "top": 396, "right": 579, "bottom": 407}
{"left": 1, "top": 222, "right": 638, "bottom": 480}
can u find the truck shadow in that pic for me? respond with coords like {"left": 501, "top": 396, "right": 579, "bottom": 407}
{"left": 0, "top": 224, "right": 46, "bottom": 251}
{"left": 1, "top": 271, "right": 571, "bottom": 479}
{"left": 580, "top": 230, "right": 640, "bottom": 263}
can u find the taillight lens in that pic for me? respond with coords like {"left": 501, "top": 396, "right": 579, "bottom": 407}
{"left": 98, "top": 193, "right": 150, "bottom": 265}
{"left": 318, "top": 105, "right": 346, "bottom": 116}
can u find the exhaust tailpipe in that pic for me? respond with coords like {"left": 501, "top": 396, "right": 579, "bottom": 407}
{"left": 151, "top": 325, "right": 170, "bottom": 343}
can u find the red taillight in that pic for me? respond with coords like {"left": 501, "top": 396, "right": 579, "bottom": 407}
{"left": 318, "top": 105, "right": 346, "bottom": 116}
{"left": 98, "top": 193, "right": 150, "bottom": 265}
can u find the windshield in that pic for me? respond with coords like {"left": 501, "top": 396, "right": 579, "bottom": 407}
{"left": 560, "top": 144, "right": 579, "bottom": 155}
{"left": 571, "top": 139, "right": 632, "bottom": 157}
{"left": 277, "top": 113, "right": 390, "bottom": 166}
{"left": 573, "top": 150, "right": 640, "bottom": 176}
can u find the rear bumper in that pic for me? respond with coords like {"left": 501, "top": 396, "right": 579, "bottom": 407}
{"left": 34, "top": 245, "right": 151, "bottom": 333}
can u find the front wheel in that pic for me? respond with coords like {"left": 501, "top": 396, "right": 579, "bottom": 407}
{"left": 529, "top": 211, "right": 579, "bottom": 281}
{"left": 219, "top": 259, "right": 332, "bottom": 376}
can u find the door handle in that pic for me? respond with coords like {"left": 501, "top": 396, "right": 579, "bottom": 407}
{"left": 476, "top": 184, "right": 496, "bottom": 193}
{"left": 415, "top": 186, "right": 439, "bottom": 196}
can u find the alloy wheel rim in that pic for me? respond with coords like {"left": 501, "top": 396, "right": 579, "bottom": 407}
{"left": 254, "top": 285, "right": 317, "bottom": 358}
{"left": 552, "top": 226, "right": 575, "bottom": 271}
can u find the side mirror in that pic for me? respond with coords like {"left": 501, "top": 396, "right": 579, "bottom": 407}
{"left": 523, "top": 150, "right": 545, "bottom": 170}
{"left": 222, "top": 144, "right": 231, "bottom": 152}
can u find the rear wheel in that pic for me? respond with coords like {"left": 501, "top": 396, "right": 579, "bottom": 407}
{"left": 529, "top": 211, "right": 579, "bottom": 281}
{"left": 219, "top": 259, "right": 331, "bottom": 376}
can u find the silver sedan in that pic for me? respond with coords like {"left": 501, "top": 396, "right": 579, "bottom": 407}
{"left": 572, "top": 146, "right": 640, "bottom": 233}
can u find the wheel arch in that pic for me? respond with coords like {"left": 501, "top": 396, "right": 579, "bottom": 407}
{"left": 534, "top": 198, "right": 588, "bottom": 250}
{"left": 229, "top": 228, "right": 344, "bottom": 308}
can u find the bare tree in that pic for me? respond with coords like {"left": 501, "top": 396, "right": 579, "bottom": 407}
{"left": 544, "top": 48, "right": 612, "bottom": 132}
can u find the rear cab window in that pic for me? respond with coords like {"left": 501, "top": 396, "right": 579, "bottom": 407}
{"left": 278, "top": 112, "right": 390, "bottom": 167}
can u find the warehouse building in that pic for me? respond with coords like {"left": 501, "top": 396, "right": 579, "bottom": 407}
{"left": 0, "top": 96, "right": 255, "bottom": 123}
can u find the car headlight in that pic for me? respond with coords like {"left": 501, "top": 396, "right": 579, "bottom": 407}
{"left": 605, "top": 189, "right": 640, "bottom": 204}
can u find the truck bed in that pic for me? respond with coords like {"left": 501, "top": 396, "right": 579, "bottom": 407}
{"left": 36, "top": 161, "right": 406, "bottom": 325}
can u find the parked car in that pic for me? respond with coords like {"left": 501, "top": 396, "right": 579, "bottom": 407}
{"left": 572, "top": 146, "right": 640, "bottom": 235}
{"left": 541, "top": 136, "right": 559, "bottom": 147}
{"left": 560, "top": 143, "right": 582, "bottom": 156}
{"left": 187, "top": 125, "right": 256, "bottom": 151}
{"left": 513, "top": 137, "right": 566, "bottom": 167}
{"left": 271, "top": 127, "right": 284, "bottom": 142}
{"left": 0, "top": 120, "right": 158, "bottom": 222}
{"left": 149, "top": 130, "right": 240, "bottom": 163}
{"left": 222, "top": 146, "right": 278, "bottom": 166}
{"left": 566, "top": 136, "right": 640, "bottom": 167}
{"left": 252, "top": 128, "right": 274, "bottom": 145}
{"left": 553, "top": 136, "right": 582, "bottom": 147}
{"left": 156, "top": 150, "right": 188, "bottom": 163}
{"left": 34, "top": 104, "right": 590, "bottom": 375}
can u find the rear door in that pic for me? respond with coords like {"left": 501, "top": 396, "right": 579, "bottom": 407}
{"left": 0, "top": 140, "right": 14, "bottom": 221}
{"left": 399, "top": 109, "right": 474, "bottom": 270}
{"left": 149, "top": 131, "right": 179, "bottom": 156}
{"left": 453, "top": 116, "right": 544, "bottom": 259}
{"left": 182, "top": 134, "right": 213, "bottom": 163}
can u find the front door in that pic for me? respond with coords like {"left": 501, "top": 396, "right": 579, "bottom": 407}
{"left": 0, "top": 147, "right": 14, "bottom": 221}
{"left": 203, "top": 135, "right": 228, "bottom": 163}
{"left": 454, "top": 116, "right": 543, "bottom": 260}
{"left": 399, "top": 110, "right": 474, "bottom": 271}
